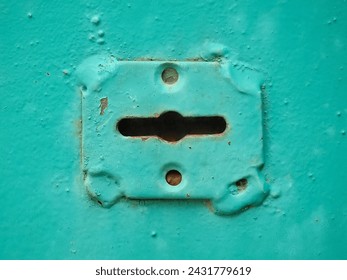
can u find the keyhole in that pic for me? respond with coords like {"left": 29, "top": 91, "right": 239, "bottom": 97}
{"left": 117, "top": 111, "right": 227, "bottom": 142}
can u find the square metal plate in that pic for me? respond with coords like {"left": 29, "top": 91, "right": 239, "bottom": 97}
{"left": 76, "top": 55, "right": 268, "bottom": 215}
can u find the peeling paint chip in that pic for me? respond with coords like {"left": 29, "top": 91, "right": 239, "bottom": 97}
{"left": 100, "top": 97, "right": 108, "bottom": 115}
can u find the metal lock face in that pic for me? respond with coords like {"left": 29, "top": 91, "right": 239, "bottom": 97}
{"left": 76, "top": 54, "right": 268, "bottom": 215}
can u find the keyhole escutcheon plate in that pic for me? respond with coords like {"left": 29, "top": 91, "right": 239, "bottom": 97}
{"left": 76, "top": 55, "right": 269, "bottom": 215}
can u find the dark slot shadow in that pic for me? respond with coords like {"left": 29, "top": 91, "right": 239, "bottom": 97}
{"left": 117, "top": 111, "right": 227, "bottom": 142}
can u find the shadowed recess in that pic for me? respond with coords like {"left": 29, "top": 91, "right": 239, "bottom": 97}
{"left": 117, "top": 111, "right": 227, "bottom": 142}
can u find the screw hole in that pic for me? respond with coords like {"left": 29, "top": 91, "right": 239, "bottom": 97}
{"left": 161, "top": 67, "right": 179, "bottom": 84}
{"left": 165, "top": 170, "right": 182, "bottom": 186}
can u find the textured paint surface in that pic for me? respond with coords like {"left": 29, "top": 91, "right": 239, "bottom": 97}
{"left": 0, "top": 0, "right": 346, "bottom": 259}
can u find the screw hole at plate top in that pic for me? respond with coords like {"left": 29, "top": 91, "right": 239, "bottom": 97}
{"left": 165, "top": 170, "right": 182, "bottom": 186}
{"left": 161, "top": 67, "right": 179, "bottom": 84}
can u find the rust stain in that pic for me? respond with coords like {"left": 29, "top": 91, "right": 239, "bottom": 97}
{"left": 204, "top": 200, "right": 215, "bottom": 213}
{"left": 134, "top": 57, "right": 157, "bottom": 61}
{"left": 75, "top": 118, "right": 83, "bottom": 165}
{"left": 185, "top": 57, "right": 205, "bottom": 62}
{"left": 79, "top": 87, "right": 84, "bottom": 167}
{"left": 236, "top": 178, "right": 248, "bottom": 192}
{"left": 100, "top": 97, "right": 108, "bottom": 115}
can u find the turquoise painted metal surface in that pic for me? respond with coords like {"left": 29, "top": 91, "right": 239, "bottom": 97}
{"left": 0, "top": 0, "right": 347, "bottom": 259}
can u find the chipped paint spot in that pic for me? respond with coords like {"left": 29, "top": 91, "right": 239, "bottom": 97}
{"left": 100, "top": 97, "right": 108, "bottom": 115}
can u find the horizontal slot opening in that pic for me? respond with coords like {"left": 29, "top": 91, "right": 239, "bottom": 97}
{"left": 117, "top": 111, "right": 227, "bottom": 142}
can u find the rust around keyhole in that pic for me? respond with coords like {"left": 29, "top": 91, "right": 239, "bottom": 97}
{"left": 116, "top": 111, "right": 227, "bottom": 142}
